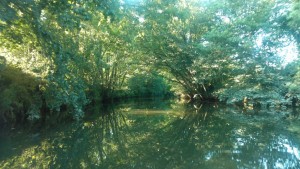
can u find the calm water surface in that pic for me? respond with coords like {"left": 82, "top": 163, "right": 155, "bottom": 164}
{"left": 1, "top": 98, "right": 300, "bottom": 169}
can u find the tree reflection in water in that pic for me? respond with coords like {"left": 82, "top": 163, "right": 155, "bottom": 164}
{"left": 0, "top": 99, "right": 300, "bottom": 168}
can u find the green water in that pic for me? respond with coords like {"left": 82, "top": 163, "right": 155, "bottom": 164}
{"left": 1, "top": 98, "right": 300, "bottom": 169}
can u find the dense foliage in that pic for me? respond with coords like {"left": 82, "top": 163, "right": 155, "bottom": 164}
{"left": 0, "top": 64, "right": 42, "bottom": 122}
{"left": 0, "top": 0, "right": 299, "bottom": 124}
{"left": 128, "top": 72, "right": 171, "bottom": 97}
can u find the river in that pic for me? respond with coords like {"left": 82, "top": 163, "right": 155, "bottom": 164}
{"left": 0, "top": 98, "right": 300, "bottom": 169}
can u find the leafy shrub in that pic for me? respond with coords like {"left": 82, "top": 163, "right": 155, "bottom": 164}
{"left": 0, "top": 65, "right": 42, "bottom": 125}
{"left": 44, "top": 73, "right": 89, "bottom": 120}
{"left": 128, "top": 73, "right": 171, "bottom": 97}
{"left": 0, "top": 56, "right": 6, "bottom": 71}
{"left": 216, "top": 72, "right": 289, "bottom": 107}
{"left": 287, "top": 66, "right": 300, "bottom": 104}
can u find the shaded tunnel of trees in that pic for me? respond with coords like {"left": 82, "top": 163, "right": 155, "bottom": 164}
{"left": 0, "top": 0, "right": 300, "bottom": 125}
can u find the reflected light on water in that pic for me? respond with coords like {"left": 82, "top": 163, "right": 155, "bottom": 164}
{"left": 0, "top": 99, "right": 300, "bottom": 168}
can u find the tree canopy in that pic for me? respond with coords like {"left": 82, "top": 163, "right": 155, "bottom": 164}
{"left": 0, "top": 0, "right": 299, "bottom": 124}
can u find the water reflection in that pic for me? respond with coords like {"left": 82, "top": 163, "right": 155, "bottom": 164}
{"left": 0, "top": 99, "right": 300, "bottom": 169}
